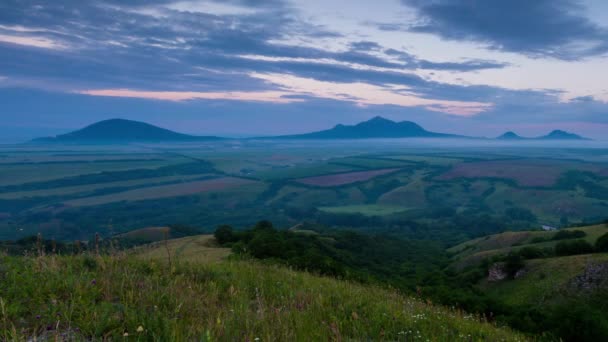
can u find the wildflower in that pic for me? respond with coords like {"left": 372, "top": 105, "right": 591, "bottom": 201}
{"left": 36, "top": 315, "right": 41, "bottom": 320}
{"left": 254, "top": 338, "right": 260, "bottom": 341}
{"left": 137, "top": 326, "right": 144, "bottom": 333}
{"left": 123, "top": 332, "right": 129, "bottom": 337}
{"left": 91, "top": 279, "right": 97, "bottom": 285}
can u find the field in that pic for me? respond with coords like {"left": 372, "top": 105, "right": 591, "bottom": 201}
{"left": 0, "top": 140, "right": 607, "bottom": 239}
{"left": 63, "top": 177, "right": 259, "bottom": 207}
{"left": 296, "top": 168, "right": 400, "bottom": 187}
{"left": 437, "top": 159, "right": 602, "bottom": 187}
{"left": 318, "top": 204, "right": 408, "bottom": 216}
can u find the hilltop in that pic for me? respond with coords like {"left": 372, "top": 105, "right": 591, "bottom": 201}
{"left": 32, "top": 118, "right": 223, "bottom": 143}
{"left": 0, "top": 238, "right": 524, "bottom": 341}
{"left": 496, "top": 130, "right": 589, "bottom": 140}
{"left": 275, "top": 116, "right": 465, "bottom": 139}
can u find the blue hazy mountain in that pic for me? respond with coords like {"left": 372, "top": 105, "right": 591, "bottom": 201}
{"left": 274, "top": 116, "right": 465, "bottom": 139}
{"left": 32, "top": 119, "right": 223, "bottom": 143}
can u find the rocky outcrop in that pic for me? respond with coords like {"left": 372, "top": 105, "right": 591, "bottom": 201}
{"left": 570, "top": 262, "right": 608, "bottom": 292}
{"left": 488, "top": 263, "right": 508, "bottom": 282}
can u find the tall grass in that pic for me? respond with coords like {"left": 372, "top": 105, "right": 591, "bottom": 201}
{"left": 0, "top": 254, "right": 526, "bottom": 341}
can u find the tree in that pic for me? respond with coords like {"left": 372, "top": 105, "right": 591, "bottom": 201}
{"left": 214, "top": 225, "right": 235, "bottom": 245}
{"left": 595, "top": 232, "right": 608, "bottom": 252}
{"left": 555, "top": 239, "right": 593, "bottom": 256}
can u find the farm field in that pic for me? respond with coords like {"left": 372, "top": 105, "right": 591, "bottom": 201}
{"left": 0, "top": 140, "right": 607, "bottom": 241}
{"left": 437, "top": 159, "right": 602, "bottom": 187}
{"left": 63, "top": 177, "right": 258, "bottom": 207}
{"left": 0, "top": 174, "right": 211, "bottom": 200}
{"left": 0, "top": 158, "right": 187, "bottom": 186}
{"left": 318, "top": 204, "right": 408, "bottom": 216}
{"left": 296, "top": 168, "right": 400, "bottom": 187}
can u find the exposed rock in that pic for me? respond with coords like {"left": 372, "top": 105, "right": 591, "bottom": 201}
{"left": 514, "top": 268, "right": 527, "bottom": 279}
{"left": 488, "top": 263, "right": 508, "bottom": 282}
{"left": 569, "top": 262, "right": 608, "bottom": 292}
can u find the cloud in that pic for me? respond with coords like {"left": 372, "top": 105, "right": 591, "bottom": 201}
{"left": 399, "top": 0, "right": 608, "bottom": 60}
{"left": 77, "top": 88, "right": 300, "bottom": 103}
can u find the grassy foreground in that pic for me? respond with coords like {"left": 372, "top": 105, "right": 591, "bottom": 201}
{"left": 0, "top": 254, "right": 525, "bottom": 341}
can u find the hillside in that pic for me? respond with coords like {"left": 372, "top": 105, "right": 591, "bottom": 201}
{"left": 32, "top": 118, "right": 223, "bottom": 143}
{"left": 448, "top": 224, "right": 608, "bottom": 269}
{"left": 275, "top": 116, "right": 464, "bottom": 139}
{"left": 0, "top": 241, "right": 525, "bottom": 341}
{"left": 495, "top": 130, "right": 589, "bottom": 141}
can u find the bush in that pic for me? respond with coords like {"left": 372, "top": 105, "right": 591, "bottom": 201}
{"left": 518, "top": 246, "right": 546, "bottom": 259}
{"left": 555, "top": 239, "right": 593, "bottom": 256}
{"left": 504, "top": 253, "right": 524, "bottom": 278}
{"left": 214, "top": 225, "right": 235, "bottom": 245}
{"left": 552, "top": 230, "right": 586, "bottom": 241}
{"left": 505, "top": 207, "right": 537, "bottom": 222}
{"left": 595, "top": 232, "right": 608, "bottom": 252}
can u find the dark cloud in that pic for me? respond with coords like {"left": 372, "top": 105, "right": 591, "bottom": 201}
{"left": 399, "top": 0, "right": 608, "bottom": 60}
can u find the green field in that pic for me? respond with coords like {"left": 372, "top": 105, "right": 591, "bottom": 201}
{"left": 318, "top": 204, "right": 409, "bottom": 216}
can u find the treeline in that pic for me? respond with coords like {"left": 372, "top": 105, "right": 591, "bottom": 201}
{"left": 214, "top": 221, "right": 447, "bottom": 290}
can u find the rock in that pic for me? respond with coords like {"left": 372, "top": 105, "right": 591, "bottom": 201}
{"left": 488, "top": 263, "right": 508, "bottom": 282}
{"left": 570, "top": 262, "right": 608, "bottom": 292}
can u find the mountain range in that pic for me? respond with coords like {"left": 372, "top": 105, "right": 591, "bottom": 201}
{"left": 30, "top": 117, "right": 589, "bottom": 143}
{"left": 496, "top": 130, "right": 588, "bottom": 140}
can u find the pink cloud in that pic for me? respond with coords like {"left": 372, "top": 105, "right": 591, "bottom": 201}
{"left": 77, "top": 89, "right": 302, "bottom": 103}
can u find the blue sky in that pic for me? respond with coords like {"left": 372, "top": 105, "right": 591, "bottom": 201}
{"left": 1, "top": 0, "right": 608, "bottom": 140}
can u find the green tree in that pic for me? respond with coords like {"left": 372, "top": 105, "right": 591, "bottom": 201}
{"left": 214, "top": 225, "right": 235, "bottom": 245}
{"left": 595, "top": 232, "right": 608, "bottom": 252}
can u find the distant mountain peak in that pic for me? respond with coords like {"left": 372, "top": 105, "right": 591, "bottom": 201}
{"left": 275, "top": 116, "right": 463, "bottom": 139}
{"left": 497, "top": 131, "right": 524, "bottom": 140}
{"left": 32, "top": 118, "right": 223, "bottom": 143}
{"left": 539, "top": 130, "right": 587, "bottom": 140}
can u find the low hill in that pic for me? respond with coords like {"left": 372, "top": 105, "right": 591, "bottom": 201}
{"left": 495, "top": 130, "right": 589, "bottom": 141}
{"left": 538, "top": 129, "right": 588, "bottom": 140}
{"left": 275, "top": 116, "right": 466, "bottom": 139}
{"left": 32, "top": 118, "right": 223, "bottom": 143}
{"left": 0, "top": 243, "right": 524, "bottom": 340}
{"left": 497, "top": 131, "right": 525, "bottom": 140}
{"left": 448, "top": 224, "right": 608, "bottom": 269}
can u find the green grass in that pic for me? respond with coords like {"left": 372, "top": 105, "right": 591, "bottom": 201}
{"left": 0, "top": 254, "right": 525, "bottom": 341}
{"left": 449, "top": 224, "right": 608, "bottom": 269}
{"left": 481, "top": 253, "right": 608, "bottom": 307}
{"left": 0, "top": 159, "right": 185, "bottom": 187}
{"left": 318, "top": 204, "right": 409, "bottom": 217}
{"left": 0, "top": 174, "right": 211, "bottom": 200}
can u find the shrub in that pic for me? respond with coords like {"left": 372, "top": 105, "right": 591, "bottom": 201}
{"left": 504, "top": 253, "right": 524, "bottom": 278}
{"left": 595, "top": 232, "right": 608, "bottom": 252}
{"left": 518, "top": 246, "right": 546, "bottom": 259}
{"left": 552, "top": 230, "right": 586, "bottom": 241}
{"left": 555, "top": 239, "right": 593, "bottom": 256}
{"left": 214, "top": 225, "right": 235, "bottom": 245}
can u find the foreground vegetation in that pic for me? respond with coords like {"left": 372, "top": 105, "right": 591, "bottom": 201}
{"left": 0, "top": 254, "right": 525, "bottom": 341}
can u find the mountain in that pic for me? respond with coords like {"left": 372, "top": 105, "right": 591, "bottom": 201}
{"left": 537, "top": 129, "right": 588, "bottom": 140}
{"left": 32, "top": 118, "right": 223, "bottom": 143}
{"left": 497, "top": 131, "right": 525, "bottom": 140}
{"left": 275, "top": 116, "right": 465, "bottom": 139}
{"left": 495, "top": 130, "right": 589, "bottom": 141}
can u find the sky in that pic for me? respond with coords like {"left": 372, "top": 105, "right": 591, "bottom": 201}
{"left": 1, "top": 0, "right": 608, "bottom": 140}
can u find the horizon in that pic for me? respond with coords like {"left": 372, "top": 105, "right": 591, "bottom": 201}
{"left": 2, "top": 1, "right": 608, "bottom": 140}
{"left": 18, "top": 116, "right": 602, "bottom": 142}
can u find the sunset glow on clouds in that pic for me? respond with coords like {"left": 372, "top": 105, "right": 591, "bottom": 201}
{"left": 1, "top": 0, "right": 608, "bottom": 138}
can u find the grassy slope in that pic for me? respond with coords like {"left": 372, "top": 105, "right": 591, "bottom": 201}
{"left": 0, "top": 238, "right": 525, "bottom": 341}
{"left": 480, "top": 253, "right": 608, "bottom": 307}
{"left": 449, "top": 224, "right": 608, "bottom": 269}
